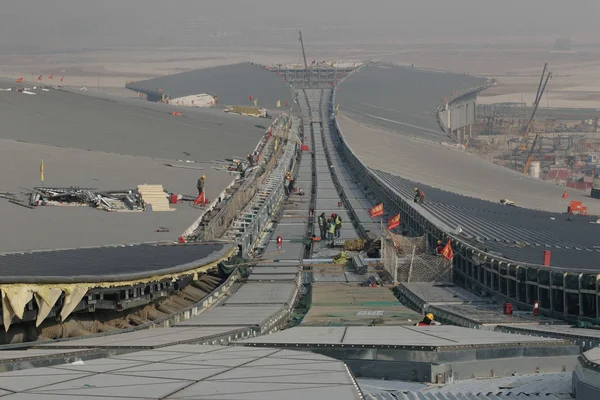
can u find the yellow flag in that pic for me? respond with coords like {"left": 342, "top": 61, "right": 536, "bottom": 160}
{"left": 253, "top": 99, "right": 258, "bottom": 107}
{"left": 277, "top": 100, "right": 281, "bottom": 108}
{"left": 40, "top": 159, "right": 44, "bottom": 183}
{"left": 335, "top": 104, "right": 339, "bottom": 111}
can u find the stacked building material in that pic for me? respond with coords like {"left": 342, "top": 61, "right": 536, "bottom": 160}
{"left": 137, "top": 184, "right": 172, "bottom": 211}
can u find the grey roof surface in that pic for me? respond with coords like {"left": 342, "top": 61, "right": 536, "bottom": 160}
{"left": 37, "top": 326, "right": 249, "bottom": 349}
{"left": 0, "top": 345, "right": 362, "bottom": 399}
{"left": 366, "top": 393, "right": 567, "bottom": 400}
{"left": 0, "top": 86, "right": 266, "bottom": 161}
{"left": 372, "top": 169, "right": 600, "bottom": 270}
{"left": 235, "top": 325, "right": 563, "bottom": 349}
{"left": 126, "top": 62, "right": 293, "bottom": 109}
{"left": 222, "top": 283, "right": 297, "bottom": 306}
{"left": 499, "top": 324, "right": 600, "bottom": 340}
{"left": 358, "top": 373, "right": 572, "bottom": 399}
{"left": 336, "top": 64, "right": 486, "bottom": 140}
{"left": 0, "top": 139, "right": 236, "bottom": 254}
{"left": 337, "top": 112, "right": 599, "bottom": 215}
{"left": 0, "top": 242, "right": 233, "bottom": 283}
{"left": 176, "top": 305, "right": 284, "bottom": 327}
{"left": 0, "top": 80, "right": 264, "bottom": 253}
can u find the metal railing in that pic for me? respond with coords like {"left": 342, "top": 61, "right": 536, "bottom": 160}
{"left": 198, "top": 117, "right": 291, "bottom": 240}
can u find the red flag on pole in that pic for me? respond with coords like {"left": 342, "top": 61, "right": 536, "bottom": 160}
{"left": 37, "top": 75, "right": 42, "bottom": 81}
{"left": 285, "top": 100, "right": 289, "bottom": 107}
{"left": 562, "top": 190, "right": 568, "bottom": 199}
{"left": 249, "top": 95, "right": 253, "bottom": 102}
{"left": 369, "top": 203, "right": 383, "bottom": 218}
{"left": 16, "top": 77, "right": 23, "bottom": 83}
{"left": 441, "top": 239, "right": 454, "bottom": 261}
{"left": 387, "top": 213, "right": 400, "bottom": 230}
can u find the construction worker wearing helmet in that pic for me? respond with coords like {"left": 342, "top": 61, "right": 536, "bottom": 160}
{"left": 416, "top": 312, "right": 440, "bottom": 326}
{"left": 414, "top": 187, "right": 425, "bottom": 204}
{"left": 197, "top": 175, "right": 206, "bottom": 196}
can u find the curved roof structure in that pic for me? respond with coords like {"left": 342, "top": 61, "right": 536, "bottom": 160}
{"left": 126, "top": 62, "right": 293, "bottom": 109}
{"left": 336, "top": 66, "right": 599, "bottom": 216}
{"left": 336, "top": 64, "right": 487, "bottom": 140}
{"left": 0, "top": 79, "right": 264, "bottom": 253}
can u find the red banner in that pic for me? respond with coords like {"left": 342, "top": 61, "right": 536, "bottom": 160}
{"left": 369, "top": 203, "right": 383, "bottom": 218}
{"left": 16, "top": 77, "right": 23, "bottom": 83}
{"left": 441, "top": 239, "right": 454, "bottom": 261}
{"left": 387, "top": 213, "right": 400, "bottom": 230}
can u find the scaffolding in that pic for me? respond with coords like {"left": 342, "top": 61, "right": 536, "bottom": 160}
{"left": 382, "top": 232, "right": 452, "bottom": 285}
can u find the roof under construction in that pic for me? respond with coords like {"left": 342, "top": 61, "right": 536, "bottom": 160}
{"left": 373, "top": 169, "right": 600, "bottom": 270}
{"left": 337, "top": 113, "right": 600, "bottom": 215}
{"left": 0, "top": 82, "right": 263, "bottom": 253}
{"left": 336, "top": 64, "right": 487, "bottom": 140}
{"left": 125, "top": 62, "right": 293, "bottom": 109}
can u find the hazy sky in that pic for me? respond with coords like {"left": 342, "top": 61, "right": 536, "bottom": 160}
{"left": 1, "top": 0, "right": 599, "bottom": 53}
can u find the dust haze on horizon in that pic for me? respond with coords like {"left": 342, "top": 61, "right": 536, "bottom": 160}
{"left": 1, "top": 0, "right": 599, "bottom": 54}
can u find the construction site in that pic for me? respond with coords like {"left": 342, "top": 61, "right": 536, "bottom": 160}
{"left": 465, "top": 63, "right": 600, "bottom": 199}
{"left": 0, "top": 29, "right": 600, "bottom": 400}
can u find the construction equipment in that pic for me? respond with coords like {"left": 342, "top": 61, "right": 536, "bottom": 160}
{"left": 299, "top": 30, "right": 310, "bottom": 87}
{"left": 517, "top": 63, "right": 549, "bottom": 153}
{"left": 523, "top": 71, "right": 552, "bottom": 174}
{"left": 224, "top": 105, "right": 269, "bottom": 118}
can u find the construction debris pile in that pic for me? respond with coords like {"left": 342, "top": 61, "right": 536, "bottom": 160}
{"left": 2, "top": 186, "right": 179, "bottom": 213}
{"left": 28, "top": 187, "right": 145, "bottom": 211}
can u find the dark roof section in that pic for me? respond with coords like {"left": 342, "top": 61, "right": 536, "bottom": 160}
{"left": 373, "top": 169, "right": 600, "bottom": 270}
{"left": 126, "top": 62, "right": 293, "bottom": 109}
{"left": 0, "top": 242, "right": 233, "bottom": 284}
{"left": 336, "top": 64, "right": 487, "bottom": 139}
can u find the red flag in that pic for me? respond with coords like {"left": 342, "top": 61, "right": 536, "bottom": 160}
{"left": 441, "top": 239, "right": 454, "bottom": 261}
{"left": 562, "top": 190, "right": 568, "bottom": 199}
{"left": 387, "top": 213, "right": 400, "bottom": 230}
{"left": 249, "top": 95, "right": 253, "bottom": 102}
{"left": 37, "top": 75, "right": 42, "bottom": 81}
{"left": 369, "top": 203, "right": 383, "bottom": 218}
{"left": 16, "top": 77, "right": 23, "bottom": 83}
{"left": 48, "top": 74, "right": 54, "bottom": 79}
{"left": 285, "top": 100, "right": 289, "bottom": 107}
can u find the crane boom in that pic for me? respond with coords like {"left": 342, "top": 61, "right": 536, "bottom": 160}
{"left": 534, "top": 63, "right": 548, "bottom": 105}
{"left": 517, "top": 64, "right": 550, "bottom": 152}
{"left": 523, "top": 72, "right": 552, "bottom": 174}
{"left": 299, "top": 31, "right": 310, "bottom": 87}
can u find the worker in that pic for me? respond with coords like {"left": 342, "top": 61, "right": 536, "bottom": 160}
{"left": 288, "top": 173, "right": 295, "bottom": 194}
{"left": 247, "top": 153, "right": 255, "bottom": 167}
{"left": 284, "top": 172, "right": 291, "bottom": 195}
{"left": 416, "top": 313, "right": 435, "bottom": 326}
{"left": 435, "top": 240, "right": 444, "bottom": 255}
{"left": 327, "top": 217, "right": 336, "bottom": 244}
{"left": 318, "top": 213, "right": 327, "bottom": 240}
{"left": 197, "top": 175, "right": 206, "bottom": 196}
{"left": 334, "top": 213, "right": 342, "bottom": 238}
{"left": 414, "top": 188, "right": 425, "bottom": 204}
